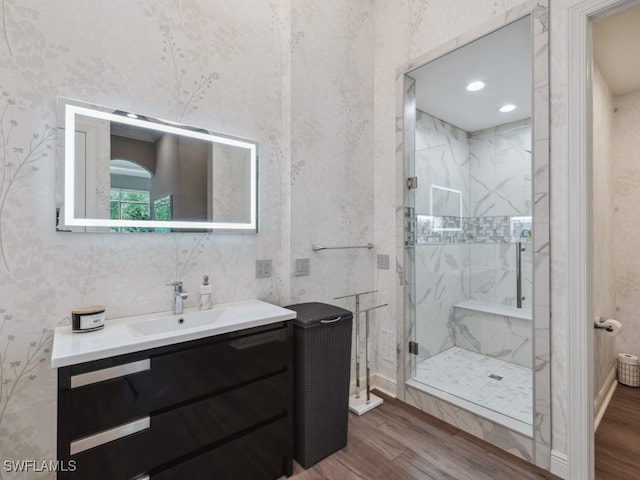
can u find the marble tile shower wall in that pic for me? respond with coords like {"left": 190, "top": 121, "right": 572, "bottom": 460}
{"left": 413, "top": 110, "right": 470, "bottom": 363}
{"left": 469, "top": 120, "right": 532, "bottom": 217}
{"left": 467, "top": 114, "right": 533, "bottom": 311}
{"left": 414, "top": 244, "right": 465, "bottom": 363}
{"left": 413, "top": 111, "right": 533, "bottom": 361}
{"left": 415, "top": 110, "right": 471, "bottom": 218}
{"left": 415, "top": 117, "right": 533, "bottom": 245}
{"left": 453, "top": 308, "right": 533, "bottom": 368}
{"left": 470, "top": 243, "right": 533, "bottom": 309}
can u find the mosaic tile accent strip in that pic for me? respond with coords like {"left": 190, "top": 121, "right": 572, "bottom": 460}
{"left": 416, "top": 215, "right": 532, "bottom": 244}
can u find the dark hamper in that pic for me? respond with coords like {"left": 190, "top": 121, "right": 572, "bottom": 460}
{"left": 285, "top": 302, "right": 353, "bottom": 469}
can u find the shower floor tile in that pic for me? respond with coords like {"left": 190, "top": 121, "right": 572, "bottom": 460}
{"left": 413, "top": 346, "right": 532, "bottom": 425}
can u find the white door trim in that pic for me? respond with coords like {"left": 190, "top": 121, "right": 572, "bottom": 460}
{"left": 567, "top": 1, "right": 640, "bottom": 478}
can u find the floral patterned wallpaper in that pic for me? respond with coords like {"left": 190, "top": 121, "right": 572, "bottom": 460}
{"left": 290, "top": 0, "right": 375, "bottom": 305}
{"left": 0, "top": 0, "right": 380, "bottom": 475}
{"left": 0, "top": 0, "right": 290, "bottom": 477}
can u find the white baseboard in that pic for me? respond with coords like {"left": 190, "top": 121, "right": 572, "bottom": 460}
{"left": 350, "top": 374, "right": 397, "bottom": 399}
{"left": 594, "top": 366, "right": 617, "bottom": 432}
{"left": 372, "top": 373, "right": 397, "bottom": 398}
{"left": 550, "top": 450, "right": 568, "bottom": 479}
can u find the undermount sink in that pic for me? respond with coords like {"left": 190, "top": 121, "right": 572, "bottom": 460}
{"left": 127, "top": 308, "right": 229, "bottom": 336}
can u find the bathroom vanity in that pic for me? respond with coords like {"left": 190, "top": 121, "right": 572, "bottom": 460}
{"left": 52, "top": 300, "right": 295, "bottom": 480}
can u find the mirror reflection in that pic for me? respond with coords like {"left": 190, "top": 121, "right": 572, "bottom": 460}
{"left": 56, "top": 99, "right": 258, "bottom": 233}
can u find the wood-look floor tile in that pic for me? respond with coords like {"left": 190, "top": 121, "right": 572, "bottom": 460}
{"left": 595, "top": 384, "right": 640, "bottom": 480}
{"left": 392, "top": 448, "right": 463, "bottom": 480}
{"left": 348, "top": 414, "right": 406, "bottom": 461}
{"left": 287, "top": 390, "right": 560, "bottom": 480}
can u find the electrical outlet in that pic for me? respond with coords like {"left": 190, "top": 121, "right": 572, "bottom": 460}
{"left": 255, "top": 259, "right": 272, "bottom": 279}
{"left": 294, "top": 258, "right": 310, "bottom": 276}
{"left": 377, "top": 254, "right": 390, "bottom": 270}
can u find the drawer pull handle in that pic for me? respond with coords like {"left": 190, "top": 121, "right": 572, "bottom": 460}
{"left": 320, "top": 316, "right": 342, "bottom": 324}
{"left": 71, "top": 359, "right": 151, "bottom": 389}
{"left": 70, "top": 417, "right": 150, "bottom": 455}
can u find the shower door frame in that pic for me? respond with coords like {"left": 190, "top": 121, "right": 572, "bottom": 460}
{"left": 394, "top": 0, "right": 551, "bottom": 470}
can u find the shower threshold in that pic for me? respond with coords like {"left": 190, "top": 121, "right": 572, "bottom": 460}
{"left": 407, "top": 346, "right": 533, "bottom": 437}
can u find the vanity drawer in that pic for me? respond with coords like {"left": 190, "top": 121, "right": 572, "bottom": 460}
{"left": 65, "top": 325, "right": 289, "bottom": 439}
{"left": 150, "top": 417, "right": 292, "bottom": 480}
{"left": 67, "top": 372, "right": 289, "bottom": 480}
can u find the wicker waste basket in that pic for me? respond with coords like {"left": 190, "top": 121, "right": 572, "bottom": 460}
{"left": 618, "top": 353, "right": 640, "bottom": 387}
{"left": 285, "top": 302, "right": 353, "bottom": 469}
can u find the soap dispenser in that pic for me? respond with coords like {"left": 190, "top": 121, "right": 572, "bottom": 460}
{"left": 199, "top": 275, "right": 213, "bottom": 310}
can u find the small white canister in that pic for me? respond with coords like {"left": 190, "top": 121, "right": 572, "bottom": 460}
{"left": 72, "top": 306, "right": 106, "bottom": 332}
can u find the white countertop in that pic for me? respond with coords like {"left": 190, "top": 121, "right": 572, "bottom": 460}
{"left": 51, "top": 299, "right": 296, "bottom": 368}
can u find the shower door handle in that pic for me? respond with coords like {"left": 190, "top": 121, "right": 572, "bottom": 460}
{"left": 516, "top": 241, "right": 522, "bottom": 309}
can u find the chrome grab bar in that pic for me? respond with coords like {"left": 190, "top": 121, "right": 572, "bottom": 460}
{"left": 312, "top": 243, "right": 374, "bottom": 252}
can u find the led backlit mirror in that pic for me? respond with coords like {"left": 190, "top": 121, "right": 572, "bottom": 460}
{"left": 56, "top": 98, "right": 258, "bottom": 233}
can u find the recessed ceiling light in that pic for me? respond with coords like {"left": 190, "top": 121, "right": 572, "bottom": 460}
{"left": 498, "top": 104, "right": 516, "bottom": 113}
{"left": 126, "top": 113, "right": 138, "bottom": 119}
{"left": 466, "top": 81, "right": 486, "bottom": 92}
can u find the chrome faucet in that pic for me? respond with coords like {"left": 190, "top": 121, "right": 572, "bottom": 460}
{"left": 166, "top": 281, "right": 190, "bottom": 314}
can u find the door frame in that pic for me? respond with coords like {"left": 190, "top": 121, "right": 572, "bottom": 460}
{"left": 567, "top": 0, "right": 640, "bottom": 478}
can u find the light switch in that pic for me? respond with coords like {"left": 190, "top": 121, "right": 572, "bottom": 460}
{"left": 294, "top": 258, "right": 310, "bottom": 276}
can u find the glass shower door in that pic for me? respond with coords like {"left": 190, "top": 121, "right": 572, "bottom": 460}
{"left": 403, "top": 16, "right": 534, "bottom": 427}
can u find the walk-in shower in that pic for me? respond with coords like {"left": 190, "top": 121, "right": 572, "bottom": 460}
{"left": 404, "top": 16, "right": 534, "bottom": 432}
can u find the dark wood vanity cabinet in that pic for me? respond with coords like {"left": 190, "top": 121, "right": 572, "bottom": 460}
{"left": 57, "top": 322, "right": 293, "bottom": 480}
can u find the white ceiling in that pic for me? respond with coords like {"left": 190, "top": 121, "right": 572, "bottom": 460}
{"left": 593, "top": 4, "right": 640, "bottom": 97}
{"left": 407, "top": 17, "right": 531, "bottom": 133}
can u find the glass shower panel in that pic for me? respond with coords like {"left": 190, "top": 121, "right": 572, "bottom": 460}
{"left": 403, "top": 74, "right": 417, "bottom": 381}
{"left": 404, "top": 16, "right": 533, "bottom": 427}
